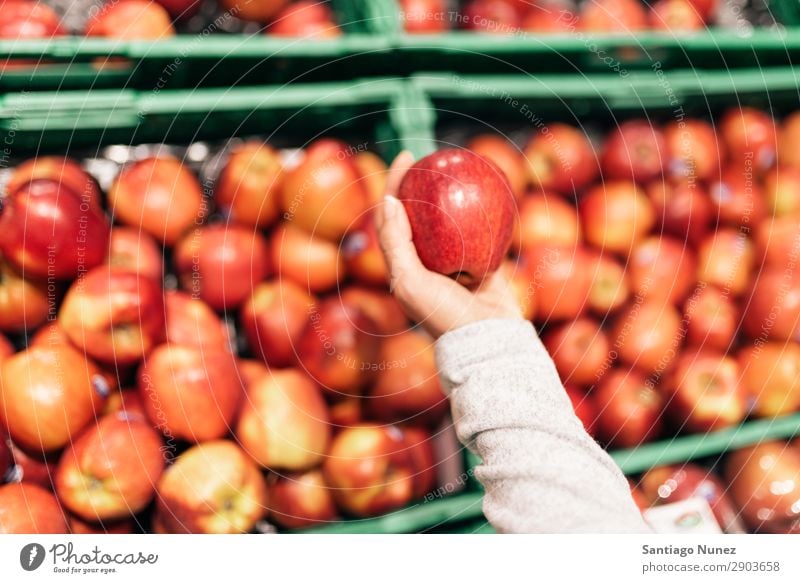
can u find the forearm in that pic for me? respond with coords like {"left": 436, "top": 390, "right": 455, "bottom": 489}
{"left": 436, "top": 319, "right": 649, "bottom": 533}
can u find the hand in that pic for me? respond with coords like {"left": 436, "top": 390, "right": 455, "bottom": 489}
{"left": 374, "top": 151, "right": 522, "bottom": 339}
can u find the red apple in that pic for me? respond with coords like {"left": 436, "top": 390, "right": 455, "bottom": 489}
{"left": 709, "top": 166, "right": 766, "bottom": 227}
{"left": 601, "top": 121, "right": 666, "bottom": 183}
{"left": 665, "top": 349, "right": 746, "bottom": 432}
{"left": 627, "top": 236, "right": 697, "bottom": 305}
{"left": 0, "top": 257, "right": 49, "bottom": 334}
{"left": 342, "top": 214, "right": 389, "bottom": 287}
{"left": 398, "top": 148, "right": 515, "bottom": 286}
{"left": 55, "top": 414, "right": 165, "bottom": 522}
{"left": 720, "top": 107, "right": 777, "bottom": 173}
{"left": 522, "top": 4, "right": 576, "bottom": 32}
{"left": 565, "top": 385, "right": 598, "bottom": 437}
{"left": 236, "top": 359, "right": 269, "bottom": 389}
{"left": 108, "top": 156, "right": 204, "bottom": 247}
{"left": 648, "top": 0, "right": 704, "bottom": 31}
{"left": 743, "top": 267, "right": 800, "bottom": 342}
{"left": 85, "top": 0, "right": 174, "bottom": 39}
{"left": 322, "top": 424, "right": 416, "bottom": 517}
{"left": 0, "top": 1, "right": 63, "bottom": 40}
{"left": 462, "top": 0, "right": 522, "bottom": 33}
{"left": 696, "top": 228, "right": 754, "bottom": 296}
{"left": 236, "top": 368, "right": 330, "bottom": 470}
{"left": 106, "top": 226, "right": 163, "bottom": 282}
{"left": 579, "top": 0, "right": 648, "bottom": 31}
{"left": 0, "top": 483, "right": 68, "bottom": 533}
{"left": 102, "top": 388, "right": 147, "bottom": 422}
{"left": 612, "top": 300, "right": 683, "bottom": 374}
{"left": 240, "top": 278, "right": 313, "bottom": 367}
{"left": 340, "top": 287, "right": 409, "bottom": 336}
{"left": 69, "top": 516, "right": 135, "bottom": 534}
{"left": 663, "top": 119, "right": 722, "bottom": 182}
{"left": 580, "top": 181, "right": 655, "bottom": 255}
{"left": 593, "top": 369, "right": 663, "bottom": 448}
{"left": 59, "top": 267, "right": 165, "bottom": 367}
{"left": 778, "top": 111, "right": 800, "bottom": 170}
{"left": 153, "top": 0, "right": 203, "bottom": 20}
{"left": 683, "top": 284, "right": 738, "bottom": 351}
{"left": 400, "top": 0, "right": 450, "bottom": 33}
{"left": 164, "top": 290, "right": 231, "bottom": 351}
{"left": 329, "top": 396, "right": 363, "bottom": 429}
{"left": 755, "top": 216, "right": 800, "bottom": 269}
{"left": 512, "top": 192, "right": 581, "bottom": 253}
{"left": 763, "top": 166, "right": 800, "bottom": 218}
{"left": 0, "top": 334, "right": 12, "bottom": 364}
{"left": 586, "top": 251, "right": 629, "bottom": 315}
{"left": 501, "top": 258, "right": 537, "bottom": 320}
{"left": 28, "top": 321, "right": 70, "bottom": 350}
{"left": 544, "top": 318, "right": 611, "bottom": 387}
{"left": 219, "top": 0, "right": 288, "bottom": 22}
{"left": 156, "top": 440, "right": 268, "bottom": 534}
{"left": 266, "top": 0, "right": 341, "bottom": 38}
{"left": 138, "top": 344, "right": 241, "bottom": 443}
{"left": 526, "top": 244, "right": 592, "bottom": 322}
{"left": 354, "top": 151, "right": 388, "bottom": 206}
{"left": 269, "top": 469, "right": 338, "bottom": 529}
{"left": 367, "top": 331, "right": 448, "bottom": 426}
{"left": 0, "top": 179, "right": 110, "bottom": 280}
{"left": 270, "top": 223, "right": 346, "bottom": 293}
{"left": 738, "top": 342, "right": 800, "bottom": 418}
{"left": 4, "top": 439, "right": 57, "bottom": 489}
{"left": 467, "top": 134, "right": 526, "bottom": 199}
{"left": 523, "top": 123, "right": 597, "bottom": 195}
{"left": 640, "top": 464, "right": 746, "bottom": 533}
{"left": 174, "top": 223, "right": 269, "bottom": 311}
{"left": 402, "top": 426, "right": 437, "bottom": 499}
{"left": 7, "top": 156, "right": 100, "bottom": 207}
{"left": 216, "top": 141, "right": 283, "bottom": 229}
{"left": 296, "top": 296, "right": 379, "bottom": 396}
{"left": 0, "top": 345, "right": 107, "bottom": 452}
{"left": 685, "top": 0, "right": 717, "bottom": 20}
{"left": 646, "top": 180, "right": 713, "bottom": 246}
{"left": 725, "top": 441, "right": 800, "bottom": 534}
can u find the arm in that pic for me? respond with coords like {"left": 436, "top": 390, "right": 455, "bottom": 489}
{"left": 375, "top": 152, "right": 649, "bottom": 534}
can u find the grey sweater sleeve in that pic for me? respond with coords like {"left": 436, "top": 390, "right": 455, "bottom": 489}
{"left": 435, "top": 318, "right": 650, "bottom": 533}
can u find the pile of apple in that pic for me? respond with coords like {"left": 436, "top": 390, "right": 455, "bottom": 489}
{"left": 631, "top": 439, "right": 800, "bottom": 533}
{"left": 0, "top": 0, "right": 340, "bottom": 43}
{"left": 467, "top": 106, "right": 800, "bottom": 451}
{"left": 0, "top": 140, "right": 448, "bottom": 534}
{"left": 402, "top": 0, "right": 722, "bottom": 34}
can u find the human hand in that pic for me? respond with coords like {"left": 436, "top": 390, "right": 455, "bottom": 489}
{"left": 374, "top": 151, "right": 522, "bottom": 339}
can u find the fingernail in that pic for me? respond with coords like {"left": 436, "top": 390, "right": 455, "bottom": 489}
{"left": 383, "top": 195, "right": 399, "bottom": 219}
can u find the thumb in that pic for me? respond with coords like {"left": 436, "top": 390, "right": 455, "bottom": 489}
{"left": 375, "top": 194, "right": 426, "bottom": 291}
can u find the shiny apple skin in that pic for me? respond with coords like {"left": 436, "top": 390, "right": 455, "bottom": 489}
{"left": 269, "top": 469, "right": 338, "bottom": 529}
{"left": 593, "top": 369, "right": 663, "bottom": 448}
{"left": 0, "top": 483, "right": 68, "bottom": 534}
{"left": 0, "top": 258, "right": 50, "bottom": 334}
{"left": 397, "top": 148, "right": 515, "bottom": 286}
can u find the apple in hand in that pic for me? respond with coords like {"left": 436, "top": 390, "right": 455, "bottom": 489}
{"left": 0, "top": 180, "right": 110, "bottom": 280}
{"left": 696, "top": 228, "right": 754, "bottom": 296}
{"left": 663, "top": 119, "right": 722, "bottom": 182}
{"left": 367, "top": 331, "right": 448, "bottom": 427}
{"left": 156, "top": 440, "right": 268, "bottom": 534}
{"left": 579, "top": 0, "right": 648, "bottom": 31}
{"left": 523, "top": 123, "right": 597, "bottom": 195}
{"left": 646, "top": 180, "right": 713, "bottom": 246}
{"left": 85, "top": 0, "right": 175, "bottom": 39}
{"left": 55, "top": 414, "right": 165, "bottom": 522}
{"left": 0, "top": 483, "right": 68, "bottom": 533}
{"left": 543, "top": 318, "right": 611, "bottom": 387}
{"left": 586, "top": 251, "right": 629, "bottom": 315}
{"left": 236, "top": 369, "right": 330, "bottom": 471}
{"left": 526, "top": 244, "right": 592, "bottom": 323}
{"left": 397, "top": 148, "right": 515, "bottom": 286}
{"left": 109, "top": 157, "right": 204, "bottom": 247}
{"left": 565, "top": 385, "right": 598, "bottom": 437}
{"left": 725, "top": 441, "right": 800, "bottom": 533}
{"left": 59, "top": 267, "right": 165, "bottom": 367}
{"left": 743, "top": 267, "right": 800, "bottom": 342}
{"left": 684, "top": 284, "right": 738, "bottom": 351}
{"left": 138, "top": 344, "right": 241, "bottom": 443}
{"left": 7, "top": 156, "right": 100, "bottom": 206}
{"left": 0, "top": 258, "right": 49, "bottom": 334}
{"left": 467, "top": 134, "right": 526, "bottom": 199}
{"left": 270, "top": 223, "right": 346, "bottom": 293}
{"left": 601, "top": 121, "right": 666, "bottom": 183}
{"left": 269, "top": 469, "right": 338, "bottom": 529}
{"left": 738, "top": 342, "right": 800, "bottom": 418}
{"left": 612, "top": 300, "right": 683, "bottom": 374}
{"left": 216, "top": 141, "right": 283, "bottom": 229}
{"left": 164, "top": 290, "right": 231, "bottom": 351}
{"left": 267, "top": 0, "right": 341, "bottom": 38}
{"left": 512, "top": 192, "right": 581, "bottom": 253}
{"left": 174, "top": 223, "right": 269, "bottom": 311}
{"left": 580, "top": 181, "right": 655, "bottom": 255}
{"left": 719, "top": 106, "right": 777, "bottom": 172}
{"left": 342, "top": 215, "right": 389, "bottom": 287}
{"left": 0, "top": 345, "right": 107, "bottom": 453}
{"left": 340, "top": 287, "right": 409, "bottom": 335}
{"left": 627, "top": 236, "right": 696, "bottom": 305}
{"left": 593, "top": 369, "right": 663, "bottom": 448}
{"left": 322, "top": 424, "right": 415, "bottom": 517}
{"left": 241, "top": 279, "right": 313, "bottom": 367}
{"left": 665, "top": 350, "right": 746, "bottom": 432}
{"left": 106, "top": 227, "right": 164, "bottom": 282}
{"left": 400, "top": 0, "right": 450, "bottom": 33}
